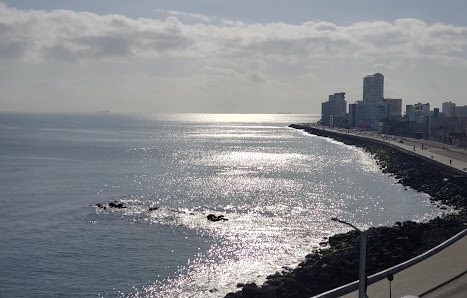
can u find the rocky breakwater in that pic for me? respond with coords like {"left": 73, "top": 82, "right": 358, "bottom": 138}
{"left": 224, "top": 124, "right": 466, "bottom": 298}
{"left": 288, "top": 124, "right": 467, "bottom": 211}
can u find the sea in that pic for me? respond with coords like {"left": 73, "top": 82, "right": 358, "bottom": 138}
{"left": 0, "top": 113, "right": 447, "bottom": 297}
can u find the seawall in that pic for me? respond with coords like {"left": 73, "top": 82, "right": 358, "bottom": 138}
{"left": 288, "top": 124, "right": 467, "bottom": 210}
{"left": 225, "top": 124, "right": 467, "bottom": 298}
{"left": 289, "top": 124, "right": 467, "bottom": 177}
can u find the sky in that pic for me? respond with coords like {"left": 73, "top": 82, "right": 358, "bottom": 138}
{"left": 1, "top": 0, "right": 467, "bottom": 114}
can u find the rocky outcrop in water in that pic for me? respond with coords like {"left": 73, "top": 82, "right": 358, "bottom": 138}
{"left": 95, "top": 200, "right": 127, "bottom": 209}
{"left": 207, "top": 214, "right": 228, "bottom": 222}
{"left": 109, "top": 202, "right": 127, "bottom": 209}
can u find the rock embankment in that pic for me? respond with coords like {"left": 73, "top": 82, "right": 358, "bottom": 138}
{"left": 288, "top": 124, "right": 467, "bottom": 210}
{"left": 225, "top": 124, "right": 467, "bottom": 298}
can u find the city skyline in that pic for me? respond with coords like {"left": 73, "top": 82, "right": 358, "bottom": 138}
{"left": 1, "top": 1, "right": 467, "bottom": 114}
{"left": 322, "top": 71, "right": 466, "bottom": 129}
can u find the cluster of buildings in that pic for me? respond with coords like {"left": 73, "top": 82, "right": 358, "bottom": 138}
{"left": 320, "top": 73, "right": 467, "bottom": 147}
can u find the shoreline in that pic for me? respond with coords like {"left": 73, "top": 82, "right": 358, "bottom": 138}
{"left": 225, "top": 124, "right": 467, "bottom": 298}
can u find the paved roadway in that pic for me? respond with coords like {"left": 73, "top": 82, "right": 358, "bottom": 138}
{"left": 310, "top": 126, "right": 467, "bottom": 298}
{"left": 384, "top": 136, "right": 467, "bottom": 174}
{"left": 316, "top": 126, "right": 467, "bottom": 172}
{"left": 423, "top": 272, "right": 467, "bottom": 298}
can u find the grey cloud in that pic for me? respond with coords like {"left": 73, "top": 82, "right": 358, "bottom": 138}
{"left": 250, "top": 73, "right": 265, "bottom": 83}
{"left": 0, "top": 3, "right": 467, "bottom": 67}
{"left": 0, "top": 40, "right": 28, "bottom": 59}
{"left": 156, "top": 9, "right": 214, "bottom": 23}
{"left": 143, "top": 32, "right": 191, "bottom": 53}
{"left": 71, "top": 35, "right": 133, "bottom": 58}
{"left": 41, "top": 36, "right": 133, "bottom": 62}
{"left": 0, "top": 21, "right": 30, "bottom": 58}
{"left": 42, "top": 44, "right": 78, "bottom": 62}
{"left": 427, "top": 24, "right": 467, "bottom": 39}
{"left": 372, "top": 64, "right": 393, "bottom": 71}
{"left": 0, "top": 4, "right": 193, "bottom": 62}
{"left": 244, "top": 36, "right": 354, "bottom": 60}
{"left": 314, "top": 22, "right": 338, "bottom": 32}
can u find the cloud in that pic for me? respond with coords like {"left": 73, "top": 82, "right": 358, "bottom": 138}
{"left": 250, "top": 73, "right": 265, "bottom": 84}
{"left": 1, "top": 3, "right": 467, "bottom": 113}
{"left": 156, "top": 9, "right": 214, "bottom": 23}
{"left": 1, "top": 2, "right": 467, "bottom": 65}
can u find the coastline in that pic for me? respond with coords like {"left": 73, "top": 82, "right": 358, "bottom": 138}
{"left": 225, "top": 124, "right": 467, "bottom": 298}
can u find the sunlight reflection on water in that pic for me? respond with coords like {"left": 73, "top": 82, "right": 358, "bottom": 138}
{"left": 105, "top": 114, "right": 447, "bottom": 297}
{"left": 2, "top": 113, "right": 452, "bottom": 298}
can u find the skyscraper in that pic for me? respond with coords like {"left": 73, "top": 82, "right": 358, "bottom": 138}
{"left": 363, "top": 73, "right": 384, "bottom": 102}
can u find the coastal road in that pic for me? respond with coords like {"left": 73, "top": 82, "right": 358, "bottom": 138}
{"left": 315, "top": 126, "right": 467, "bottom": 174}
{"left": 339, "top": 234, "right": 467, "bottom": 298}
{"left": 388, "top": 137, "right": 467, "bottom": 174}
{"left": 306, "top": 125, "right": 467, "bottom": 297}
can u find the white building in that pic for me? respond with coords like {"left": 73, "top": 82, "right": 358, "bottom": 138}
{"left": 321, "top": 92, "right": 347, "bottom": 126}
{"left": 442, "top": 101, "right": 456, "bottom": 116}
{"left": 363, "top": 73, "right": 384, "bottom": 102}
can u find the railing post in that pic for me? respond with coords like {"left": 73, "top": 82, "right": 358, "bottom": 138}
{"left": 359, "top": 230, "right": 368, "bottom": 298}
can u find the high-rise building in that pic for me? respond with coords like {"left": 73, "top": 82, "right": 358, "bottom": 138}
{"left": 407, "top": 103, "right": 431, "bottom": 123}
{"left": 363, "top": 73, "right": 384, "bottom": 102}
{"left": 349, "top": 73, "right": 395, "bottom": 128}
{"left": 385, "top": 98, "right": 402, "bottom": 116}
{"left": 457, "top": 106, "right": 467, "bottom": 117}
{"left": 352, "top": 100, "right": 391, "bottom": 127}
{"left": 349, "top": 103, "right": 358, "bottom": 127}
{"left": 321, "top": 92, "right": 347, "bottom": 126}
{"left": 442, "top": 101, "right": 456, "bottom": 116}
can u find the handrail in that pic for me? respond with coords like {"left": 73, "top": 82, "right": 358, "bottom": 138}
{"left": 313, "top": 228, "right": 467, "bottom": 298}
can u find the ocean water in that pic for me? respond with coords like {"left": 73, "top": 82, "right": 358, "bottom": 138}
{"left": 0, "top": 113, "right": 446, "bottom": 297}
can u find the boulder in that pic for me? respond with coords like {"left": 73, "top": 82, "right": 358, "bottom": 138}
{"left": 207, "top": 214, "right": 228, "bottom": 222}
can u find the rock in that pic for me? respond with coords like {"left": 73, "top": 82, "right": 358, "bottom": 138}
{"left": 241, "top": 283, "right": 260, "bottom": 297}
{"left": 207, "top": 214, "right": 228, "bottom": 222}
{"left": 305, "top": 253, "right": 318, "bottom": 261}
{"left": 109, "top": 202, "right": 126, "bottom": 209}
